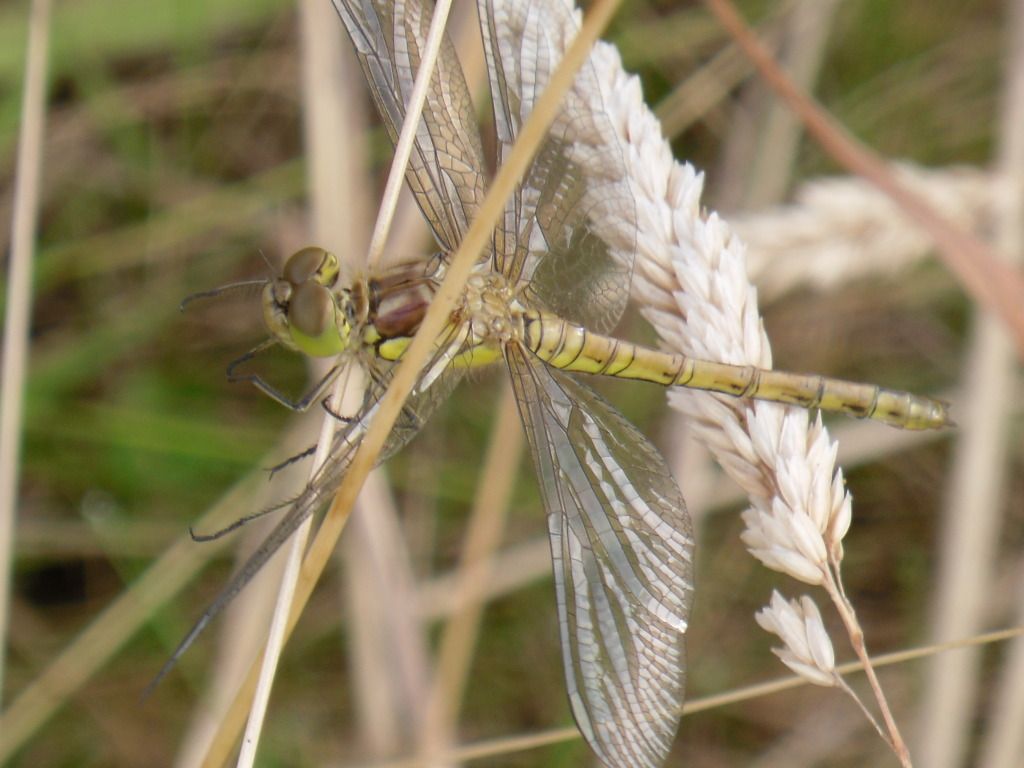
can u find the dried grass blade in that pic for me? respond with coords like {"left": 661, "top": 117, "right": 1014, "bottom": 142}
{"left": 0, "top": 0, "right": 53, "bottom": 703}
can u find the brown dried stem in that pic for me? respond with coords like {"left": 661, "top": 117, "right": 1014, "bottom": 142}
{"left": 703, "top": 0, "right": 1024, "bottom": 357}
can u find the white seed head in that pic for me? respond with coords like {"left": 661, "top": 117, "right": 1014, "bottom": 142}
{"left": 755, "top": 592, "right": 836, "bottom": 687}
{"left": 586, "top": 41, "right": 855, "bottom": 591}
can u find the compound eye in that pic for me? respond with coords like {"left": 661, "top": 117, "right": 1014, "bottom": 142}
{"left": 288, "top": 281, "right": 334, "bottom": 339}
{"left": 283, "top": 246, "right": 340, "bottom": 288}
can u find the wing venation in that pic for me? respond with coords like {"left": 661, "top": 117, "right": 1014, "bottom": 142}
{"left": 332, "top": 0, "right": 487, "bottom": 251}
{"left": 506, "top": 344, "right": 694, "bottom": 768}
{"left": 479, "top": 0, "right": 636, "bottom": 333}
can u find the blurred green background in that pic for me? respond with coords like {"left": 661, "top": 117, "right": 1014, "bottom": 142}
{"left": 1, "top": 0, "right": 1013, "bottom": 766}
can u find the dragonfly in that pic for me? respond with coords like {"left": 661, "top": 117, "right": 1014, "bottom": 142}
{"left": 165, "top": 1, "right": 951, "bottom": 766}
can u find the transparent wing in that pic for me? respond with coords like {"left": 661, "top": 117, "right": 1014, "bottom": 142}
{"left": 505, "top": 345, "right": 694, "bottom": 768}
{"left": 479, "top": 0, "right": 636, "bottom": 333}
{"left": 366, "top": 344, "right": 468, "bottom": 463}
{"left": 331, "top": 0, "right": 487, "bottom": 252}
{"left": 153, "top": 328, "right": 467, "bottom": 690}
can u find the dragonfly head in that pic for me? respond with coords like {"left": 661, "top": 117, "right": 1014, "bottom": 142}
{"left": 263, "top": 246, "right": 356, "bottom": 357}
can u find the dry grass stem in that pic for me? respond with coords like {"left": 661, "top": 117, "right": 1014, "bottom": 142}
{"left": 321, "top": 4, "right": 442, "bottom": 751}
{"left": 714, "top": 0, "right": 838, "bottom": 211}
{"left": 418, "top": 384, "right": 522, "bottom": 761}
{"left": 177, "top": 3, "right": 375, "bottom": 757}
{"left": 233, "top": 0, "right": 398, "bottom": 761}
{"left": 0, "top": 0, "right": 52, "bottom": 701}
{"left": 824, "top": 577, "right": 910, "bottom": 764}
{"left": 195, "top": 1, "right": 626, "bottom": 760}
{"left": 236, "top": 380, "right": 339, "bottom": 765}
{"left": 921, "top": 0, "right": 1024, "bottom": 765}
{"left": 361, "top": 0, "right": 456, "bottom": 271}
{"left": 703, "top": 0, "right": 1024, "bottom": 355}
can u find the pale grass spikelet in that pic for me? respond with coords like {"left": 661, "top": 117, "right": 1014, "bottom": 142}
{"left": 735, "top": 164, "right": 998, "bottom": 301}
{"left": 755, "top": 592, "right": 837, "bottom": 688}
{"left": 739, "top": 413, "right": 853, "bottom": 582}
{"left": 741, "top": 505, "right": 826, "bottom": 585}
{"left": 581, "top": 30, "right": 879, "bottom": 712}
{"left": 576, "top": 35, "right": 932, "bottom": 757}
{"left": 586, "top": 40, "right": 853, "bottom": 567}
{"left": 539, "top": 8, "right": 907, "bottom": 751}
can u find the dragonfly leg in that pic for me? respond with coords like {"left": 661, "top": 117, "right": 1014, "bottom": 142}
{"left": 266, "top": 444, "right": 318, "bottom": 479}
{"left": 226, "top": 341, "right": 341, "bottom": 412}
{"left": 261, "top": 394, "right": 356, "bottom": 479}
{"left": 189, "top": 495, "right": 291, "bottom": 542}
{"left": 320, "top": 395, "right": 359, "bottom": 423}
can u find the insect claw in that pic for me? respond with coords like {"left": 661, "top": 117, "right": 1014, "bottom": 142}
{"left": 320, "top": 396, "right": 354, "bottom": 423}
{"left": 189, "top": 525, "right": 218, "bottom": 543}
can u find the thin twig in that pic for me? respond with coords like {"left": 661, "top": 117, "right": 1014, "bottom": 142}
{"left": 703, "top": 0, "right": 1024, "bottom": 356}
{"left": 234, "top": 0, "right": 396, "bottom": 761}
{"left": 0, "top": 0, "right": 52, "bottom": 703}
{"left": 824, "top": 575, "right": 910, "bottom": 766}
{"left": 833, "top": 676, "right": 888, "bottom": 750}
{"left": 234, "top": 423, "right": 321, "bottom": 766}
{"left": 236, "top": 371, "right": 356, "bottom": 764}
{"left": 348, "top": 626, "right": 1024, "bottom": 768}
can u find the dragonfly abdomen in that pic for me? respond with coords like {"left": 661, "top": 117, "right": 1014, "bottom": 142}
{"left": 522, "top": 311, "right": 950, "bottom": 430}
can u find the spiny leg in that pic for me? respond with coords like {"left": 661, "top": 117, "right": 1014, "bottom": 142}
{"left": 188, "top": 495, "right": 293, "bottom": 542}
{"left": 226, "top": 340, "right": 342, "bottom": 412}
{"left": 196, "top": 390, "right": 375, "bottom": 540}
{"left": 262, "top": 414, "right": 357, "bottom": 480}
{"left": 266, "top": 445, "right": 318, "bottom": 479}
{"left": 320, "top": 394, "right": 361, "bottom": 423}
{"left": 262, "top": 359, "right": 367, "bottom": 479}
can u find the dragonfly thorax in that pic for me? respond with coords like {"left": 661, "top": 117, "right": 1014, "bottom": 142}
{"left": 263, "top": 246, "right": 357, "bottom": 358}
{"left": 460, "top": 271, "right": 522, "bottom": 344}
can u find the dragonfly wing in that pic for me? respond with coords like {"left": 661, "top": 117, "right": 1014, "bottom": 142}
{"left": 479, "top": 0, "right": 635, "bottom": 333}
{"left": 366, "top": 352, "right": 468, "bottom": 463}
{"left": 148, "top": 413, "right": 365, "bottom": 694}
{"left": 332, "top": 0, "right": 487, "bottom": 251}
{"left": 505, "top": 345, "right": 694, "bottom": 768}
{"left": 155, "top": 329, "right": 469, "bottom": 691}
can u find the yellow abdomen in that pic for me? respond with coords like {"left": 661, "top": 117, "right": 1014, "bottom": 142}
{"left": 520, "top": 310, "right": 950, "bottom": 431}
